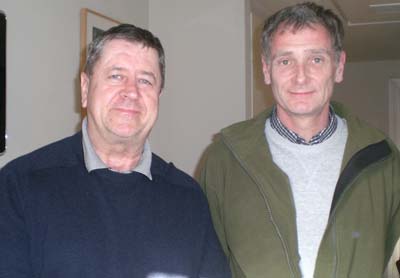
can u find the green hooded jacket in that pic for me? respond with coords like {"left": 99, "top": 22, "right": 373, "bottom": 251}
{"left": 200, "top": 102, "right": 400, "bottom": 277}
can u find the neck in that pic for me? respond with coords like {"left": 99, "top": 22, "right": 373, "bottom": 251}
{"left": 277, "top": 109, "right": 330, "bottom": 142}
{"left": 89, "top": 133, "right": 145, "bottom": 172}
{"left": 96, "top": 143, "right": 144, "bottom": 172}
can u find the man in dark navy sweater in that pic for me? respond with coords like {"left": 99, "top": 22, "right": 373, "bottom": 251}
{"left": 0, "top": 24, "right": 230, "bottom": 278}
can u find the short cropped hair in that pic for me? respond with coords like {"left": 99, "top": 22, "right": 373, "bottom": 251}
{"left": 261, "top": 2, "right": 344, "bottom": 62}
{"left": 83, "top": 24, "right": 165, "bottom": 89}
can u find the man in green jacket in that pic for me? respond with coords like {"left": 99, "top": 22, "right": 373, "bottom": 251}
{"left": 200, "top": 2, "right": 400, "bottom": 277}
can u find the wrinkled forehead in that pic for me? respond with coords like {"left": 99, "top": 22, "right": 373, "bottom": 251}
{"left": 96, "top": 39, "right": 160, "bottom": 69}
{"left": 102, "top": 39, "right": 158, "bottom": 56}
{"left": 270, "top": 22, "right": 334, "bottom": 48}
{"left": 273, "top": 22, "right": 325, "bottom": 38}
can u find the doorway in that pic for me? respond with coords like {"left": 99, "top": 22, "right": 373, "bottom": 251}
{"left": 389, "top": 78, "right": 400, "bottom": 149}
{"left": 386, "top": 78, "right": 400, "bottom": 278}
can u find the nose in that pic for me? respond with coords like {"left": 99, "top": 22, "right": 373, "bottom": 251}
{"left": 294, "top": 63, "right": 307, "bottom": 84}
{"left": 120, "top": 83, "right": 139, "bottom": 99}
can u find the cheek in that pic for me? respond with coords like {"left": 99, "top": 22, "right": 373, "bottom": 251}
{"left": 96, "top": 87, "right": 120, "bottom": 105}
{"left": 146, "top": 95, "right": 160, "bottom": 116}
{"left": 87, "top": 88, "right": 117, "bottom": 116}
{"left": 145, "top": 91, "right": 160, "bottom": 104}
{"left": 271, "top": 68, "right": 293, "bottom": 85}
{"left": 149, "top": 101, "right": 159, "bottom": 117}
{"left": 320, "top": 77, "right": 335, "bottom": 99}
{"left": 270, "top": 83, "right": 286, "bottom": 104}
{"left": 270, "top": 75, "right": 289, "bottom": 95}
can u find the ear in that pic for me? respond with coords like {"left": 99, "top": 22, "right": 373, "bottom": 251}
{"left": 261, "top": 55, "right": 272, "bottom": 85}
{"left": 80, "top": 72, "right": 89, "bottom": 108}
{"left": 334, "top": 51, "right": 346, "bottom": 83}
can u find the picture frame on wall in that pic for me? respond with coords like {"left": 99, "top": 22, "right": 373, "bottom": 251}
{"left": 80, "top": 8, "right": 120, "bottom": 70}
{"left": 0, "top": 10, "right": 6, "bottom": 154}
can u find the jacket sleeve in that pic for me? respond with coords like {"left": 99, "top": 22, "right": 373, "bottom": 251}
{"left": 198, "top": 142, "right": 230, "bottom": 259}
{"left": 0, "top": 166, "right": 32, "bottom": 278}
{"left": 386, "top": 147, "right": 400, "bottom": 264}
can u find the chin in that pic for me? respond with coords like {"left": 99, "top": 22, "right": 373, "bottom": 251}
{"left": 287, "top": 105, "right": 311, "bottom": 114}
{"left": 109, "top": 125, "right": 139, "bottom": 139}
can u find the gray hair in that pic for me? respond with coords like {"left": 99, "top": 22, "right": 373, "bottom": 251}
{"left": 261, "top": 2, "right": 344, "bottom": 62}
{"left": 83, "top": 23, "right": 165, "bottom": 90}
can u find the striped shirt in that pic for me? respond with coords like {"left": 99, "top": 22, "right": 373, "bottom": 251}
{"left": 270, "top": 106, "right": 337, "bottom": 145}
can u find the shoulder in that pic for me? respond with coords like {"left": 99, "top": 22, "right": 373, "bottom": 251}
{"left": 202, "top": 136, "right": 233, "bottom": 169}
{"left": 221, "top": 108, "right": 271, "bottom": 140}
{"left": 333, "top": 101, "right": 400, "bottom": 166}
{"left": 333, "top": 101, "right": 386, "bottom": 141}
{"left": 205, "top": 108, "right": 272, "bottom": 166}
{"left": 1, "top": 132, "right": 83, "bottom": 177}
{"left": 151, "top": 153, "right": 201, "bottom": 192}
{"left": 150, "top": 153, "right": 211, "bottom": 210}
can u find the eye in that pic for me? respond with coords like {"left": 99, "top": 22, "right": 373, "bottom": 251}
{"left": 138, "top": 78, "right": 152, "bottom": 86}
{"left": 312, "top": 57, "right": 323, "bottom": 64}
{"left": 279, "top": 59, "right": 291, "bottom": 66}
{"left": 110, "top": 74, "right": 123, "bottom": 80}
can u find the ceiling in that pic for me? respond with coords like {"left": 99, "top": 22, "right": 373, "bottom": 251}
{"left": 250, "top": 0, "right": 400, "bottom": 62}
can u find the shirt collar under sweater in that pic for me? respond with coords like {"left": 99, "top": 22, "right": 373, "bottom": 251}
{"left": 81, "top": 118, "right": 153, "bottom": 180}
{"left": 270, "top": 105, "right": 337, "bottom": 145}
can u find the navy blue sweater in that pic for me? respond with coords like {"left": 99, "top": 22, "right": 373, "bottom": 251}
{"left": 0, "top": 133, "right": 230, "bottom": 278}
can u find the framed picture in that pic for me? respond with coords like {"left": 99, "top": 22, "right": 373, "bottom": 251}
{"left": 0, "top": 11, "right": 5, "bottom": 154}
{"left": 80, "top": 8, "right": 120, "bottom": 70}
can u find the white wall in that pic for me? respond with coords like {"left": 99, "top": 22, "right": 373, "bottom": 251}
{"left": 251, "top": 12, "right": 275, "bottom": 116}
{"left": 149, "top": 0, "right": 250, "bottom": 176}
{"left": 0, "top": 0, "right": 148, "bottom": 167}
{"left": 333, "top": 60, "right": 400, "bottom": 135}
{"left": 4, "top": 1, "right": 396, "bottom": 181}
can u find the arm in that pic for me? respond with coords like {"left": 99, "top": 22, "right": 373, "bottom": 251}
{"left": 198, "top": 200, "right": 231, "bottom": 278}
{"left": 198, "top": 142, "right": 247, "bottom": 278}
{"left": 198, "top": 144, "right": 229, "bottom": 257}
{"left": 0, "top": 166, "right": 32, "bottom": 277}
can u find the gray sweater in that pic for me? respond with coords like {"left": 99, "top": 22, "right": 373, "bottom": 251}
{"left": 265, "top": 116, "right": 348, "bottom": 278}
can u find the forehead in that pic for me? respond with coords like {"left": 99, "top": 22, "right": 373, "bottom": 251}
{"left": 98, "top": 39, "right": 160, "bottom": 68}
{"left": 270, "top": 23, "right": 333, "bottom": 53}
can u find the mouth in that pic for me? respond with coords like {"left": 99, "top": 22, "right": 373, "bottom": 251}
{"left": 289, "top": 90, "right": 314, "bottom": 96}
{"left": 112, "top": 107, "right": 140, "bottom": 116}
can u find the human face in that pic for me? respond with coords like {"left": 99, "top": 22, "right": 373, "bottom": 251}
{"left": 262, "top": 24, "right": 345, "bottom": 123}
{"left": 81, "top": 39, "right": 162, "bottom": 146}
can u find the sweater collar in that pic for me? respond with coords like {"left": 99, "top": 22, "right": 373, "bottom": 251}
{"left": 269, "top": 105, "right": 337, "bottom": 145}
{"left": 220, "top": 102, "right": 387, "bottom": 172}
{"left": 81, "top": 118, "right": 153, "bottom": 180}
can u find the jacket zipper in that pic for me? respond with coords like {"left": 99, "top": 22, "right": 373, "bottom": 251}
{"left": 320, "top": 153, "right": 390, "bottom": 277}
{"left": 222, "top": 135, "right": 297, "bottom": 278}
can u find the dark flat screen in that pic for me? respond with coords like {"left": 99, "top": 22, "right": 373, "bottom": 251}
{"left": 0, "top": 11, "right": 5, "bottom": 154}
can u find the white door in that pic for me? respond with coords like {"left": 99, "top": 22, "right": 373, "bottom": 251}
{"left": 385, "top": 78, "right": 400, "bottom": 278}
{"left": 389, "top": 79, "right": 400, "bottom": 149}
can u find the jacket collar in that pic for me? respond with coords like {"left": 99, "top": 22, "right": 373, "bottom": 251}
{"left": 220, "top": 106, "right": 295, "bottom": 210}
{"left": 331, "top": 102, "right": 387, "bottom": 170}
{"left": 219, "top": 102, "right": 391, "bottom": 220}
{"left": 220, "top": 102, "right": 387, "bottom": 173}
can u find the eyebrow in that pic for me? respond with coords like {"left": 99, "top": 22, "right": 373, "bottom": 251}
{"left": 307, "top": 49, "right": 332, "bottom": 55}
{"left": 272, "top": 48, "right": 332, "bottom": 60}
{"left": 138, "top": 70, "right": 156, "bottom": 79}
{"left": 109, "top": 67, "right": 158, "bottom": 83}
{"left": 271, "top": 51, "right": 292, "bottom": 60}
{"left": 138, "top": 70, "right": 157, "bottom": 83}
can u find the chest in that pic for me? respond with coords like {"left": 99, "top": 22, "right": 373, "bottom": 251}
{"left": 24, "top": 169, "right": 203, "bottom": 277}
